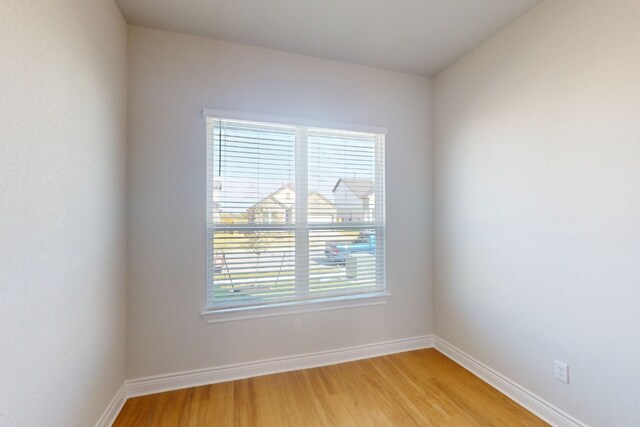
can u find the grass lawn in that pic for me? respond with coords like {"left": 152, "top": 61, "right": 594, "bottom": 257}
{"left": 209, "top": 229, "right": 376, "bottom": 305}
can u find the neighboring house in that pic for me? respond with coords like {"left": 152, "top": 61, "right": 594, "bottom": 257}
{"left": 247, "top": 183, "right": 336, "bottom": 224}
{"left": 309, "top": 191, "right": 337, "bottom": 223}
{"left": 332, "top": 178, "right": 375, "bottom": 222}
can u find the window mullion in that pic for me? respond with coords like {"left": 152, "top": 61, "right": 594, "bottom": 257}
{"left": 294, "top": 127, "right": 309, "bottom": 298}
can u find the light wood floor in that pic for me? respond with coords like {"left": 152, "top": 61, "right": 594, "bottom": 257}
{"left": 114, "top": 349, "right": 547, "bottom": 426}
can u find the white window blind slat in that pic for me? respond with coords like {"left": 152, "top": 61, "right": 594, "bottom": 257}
{"left": 206, "top": 116, "right": 385, "bottom": 309}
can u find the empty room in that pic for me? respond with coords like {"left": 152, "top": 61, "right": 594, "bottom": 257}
{"left": 2, "top": 0, "right": 639, "bottom": 426}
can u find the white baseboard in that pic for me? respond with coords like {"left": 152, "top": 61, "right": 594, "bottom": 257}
{"left": 124, "top": 335, "right": 434, "bottom": 398}
{"left": 98, "top": 335, "right": 586, "bottom": 427}
{"left": 94, "top": 383, "right": 127, "bottom": 427}
{"left": 433, "top": 336, "right": 587, "bottom": 427}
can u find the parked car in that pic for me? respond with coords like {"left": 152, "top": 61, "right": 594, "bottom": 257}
{"left": 325, "top": 231, "right": 376, "bottom": 263}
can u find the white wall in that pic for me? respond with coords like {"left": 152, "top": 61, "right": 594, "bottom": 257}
{"left": 434, "top": 1, "right": 640, "bottom": 425}
{"left": 0, "top": 1, "right": 128, "bottom": 426}
{"left": 127, "top": 26, "right": 432, "bottom": 378}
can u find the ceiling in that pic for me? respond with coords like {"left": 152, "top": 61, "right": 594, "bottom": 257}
{"left": 116, "top": 0, "right": 541, "bottom": 76}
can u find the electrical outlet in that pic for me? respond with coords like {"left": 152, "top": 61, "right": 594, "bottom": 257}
{"left": 293, "top": 318, "right": 302, "bottom": 333}
{"left": 555, "top": 360, "right": 569, "bottom": 383}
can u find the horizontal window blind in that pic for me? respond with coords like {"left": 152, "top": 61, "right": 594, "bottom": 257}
{"left": 206, "top": 116, "right": 385, "bottom": 309}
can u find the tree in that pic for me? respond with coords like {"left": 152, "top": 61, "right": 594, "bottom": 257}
{"left": 244, "top": 231, "right": 271, "bottom": 285}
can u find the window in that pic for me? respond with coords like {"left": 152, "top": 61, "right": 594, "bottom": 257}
{"left": 204, "top": 110, "right": 386, "bottom": 317}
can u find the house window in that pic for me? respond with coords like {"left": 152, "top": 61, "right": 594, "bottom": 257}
{"left": 205, "top": 110, "right": 386, "bottom": 316}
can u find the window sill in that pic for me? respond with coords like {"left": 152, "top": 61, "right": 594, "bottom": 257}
{"left": 201, "top": 291, "right": 391, "bottom": 324}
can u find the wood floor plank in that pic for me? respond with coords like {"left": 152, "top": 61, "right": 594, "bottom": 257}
{"left": 113, "top": 349, "right": 548, "bottom": 426}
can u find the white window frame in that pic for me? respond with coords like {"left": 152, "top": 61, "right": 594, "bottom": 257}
{"left": 201, "top": 109, "right": 390, "bottom": 323}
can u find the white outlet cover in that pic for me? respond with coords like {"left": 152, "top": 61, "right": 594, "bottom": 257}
{"left": 555, "top": 360, "right": 569, "bottom": 384}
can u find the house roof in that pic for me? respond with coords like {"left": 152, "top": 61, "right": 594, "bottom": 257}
{"left": 247, "top": 183, "right": 293, "bottom": 211}
{"left": 309, "top": 191, "right": 335, "bottom": 208}
{"left": 332, "top": 179, "right": 374, "bottom": 199}
{"left": 247, "top": 183, "right": 335, "bottom": 211}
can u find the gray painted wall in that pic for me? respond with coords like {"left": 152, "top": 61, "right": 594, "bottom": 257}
{"left": 0, "top": 0, "right": 128, "bottom": 425}
{"left": 126, "top": 26, "right": 433, "bottom": 378}
{"left": 434, "top": 1, "right": 640, "bottom": 425}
